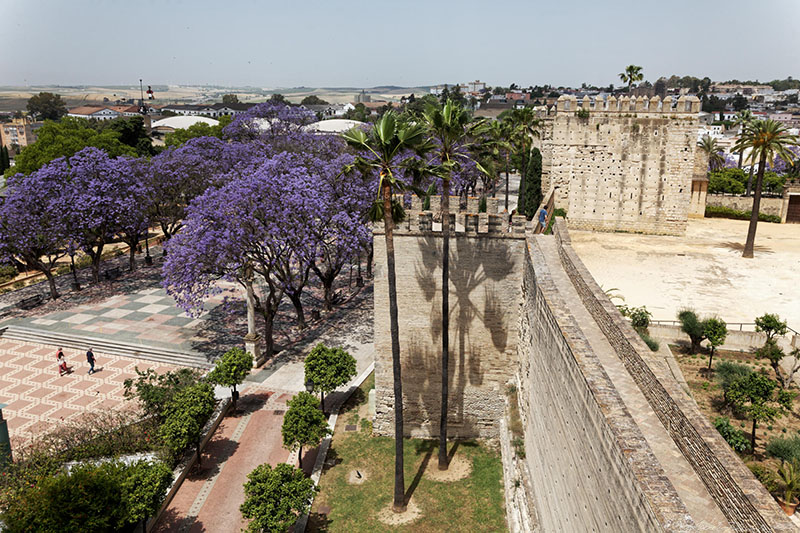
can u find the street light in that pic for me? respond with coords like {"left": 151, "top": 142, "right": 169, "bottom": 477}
{"left": 305, "top": 379, "right": 314, "bottom": 393}
{"left": 0, "top": 403, "right": 12, "bottom": 469}
{"left": 144, "top": 229, "right": 153, "bottom": 266}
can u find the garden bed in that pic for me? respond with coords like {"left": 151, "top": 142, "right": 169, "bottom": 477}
{"left": 307, "top": 375, "right": 507, "bottom": 532}
{"left": 672, "top": 344, "right": 800, "bottom": 498}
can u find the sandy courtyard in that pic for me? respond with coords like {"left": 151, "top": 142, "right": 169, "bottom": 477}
{"left": 570, "top": 218, "right": 800, "bottom": 328}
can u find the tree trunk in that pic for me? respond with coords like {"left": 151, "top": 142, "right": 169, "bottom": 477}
{"left": 298, "top": 445, "right": 303, "bottom": 467}
{"left": 43, "top": 270, "right": 59, "bottom": 300}
{"left": 737, "top": 150, "right": 744, "bottom": 169}
{"left": 91, "top": 255, "right": 101, "bottom": 283}
{"left": 439, "top": 181, "right": 450, "bottom": 471}
{"left": 745, "top": 165, "right": 755, "bottom": 197}
{"left": 504, "top": 154, "right": 510, "bottom": 212}
{"left": 262, "top": 309, "right": 275, "bottom": 359}
{"left": 366, "top": 242, "right": 373, "bottom": 278}
{"left": 383, "top": 181, "right": 406, "bottom": 513}
{"left": 707, "top": 348, "right": 714, "bottom": 372}
{"left": 288, "top": 292, "right": 307, "bottom": 329}
{"left": 742, "top": 152, "right": 767, "bottom": 258}
{"left": 322, "top": 277, "right": 334, "bottom": 311}
{"left": 128, "top": 244, "right": 137, "bottom": 272}
{"left": 751, "top": 418, "right": 757, "bottom": 453}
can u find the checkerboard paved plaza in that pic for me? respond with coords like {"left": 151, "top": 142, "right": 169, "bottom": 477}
{"left": 0, "top": 339, "right": 183, "bottom": 450}
{"left": 2, "top": 284, "right": 240, "bottom": 355}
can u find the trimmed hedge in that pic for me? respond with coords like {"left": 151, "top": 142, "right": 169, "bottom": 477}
{"left": 705, "top": 205, "right": 781, "bottom": 224}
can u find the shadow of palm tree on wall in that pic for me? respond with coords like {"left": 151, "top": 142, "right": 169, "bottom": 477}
{"left": 406, "top": 234, "right": 518, "bottom": 436}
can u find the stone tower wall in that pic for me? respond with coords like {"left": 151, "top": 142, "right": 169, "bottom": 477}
{"left": 372, "top": 210, "right": 528, "bottom": 438}
{"left": 538, "top": 95, "right": 703, "bottom": 235}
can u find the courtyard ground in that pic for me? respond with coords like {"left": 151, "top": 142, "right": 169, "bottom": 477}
{"left": 0, "top": 338, "right": 181, "bottom": 450}
{"left": 307, "top": 374, "right": 506, "bottom": 533}
{"left": 570, "top": 217, "right": 800, "bottom": 327}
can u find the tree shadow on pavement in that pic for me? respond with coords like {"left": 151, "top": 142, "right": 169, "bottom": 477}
{"left": 151, "top": 507, "right": 208, "bottom": 533}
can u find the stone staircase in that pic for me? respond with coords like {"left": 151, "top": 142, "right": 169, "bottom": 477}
{"left": 0, "top": 325, "right": 211, "bottom": 369}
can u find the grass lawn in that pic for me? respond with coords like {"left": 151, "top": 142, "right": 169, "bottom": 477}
{"left": 672, "top": 344, "right": 800, "bottom": 496}
{"left": 307, "top": 373, "right": 507, "bottom": 532}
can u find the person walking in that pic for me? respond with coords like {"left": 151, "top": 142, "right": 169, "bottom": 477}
{"left": 86, "top": 347, "right": 96, "bottom": 375}
{"left": 56, "top": 348, "right": 68, "bottom": 376}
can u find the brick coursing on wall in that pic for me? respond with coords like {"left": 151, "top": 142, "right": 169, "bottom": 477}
{"left": 552, "top": 218, "right": 795, "bottom": 533}
{"left": 518, "top": 237, "right": 693, "bottom": 532}
{"left": 537, "top": 95, "right": 706, "bottom": 235}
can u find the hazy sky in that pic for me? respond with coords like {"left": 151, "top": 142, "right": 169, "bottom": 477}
{"left": 2, "top": 0, "right": 798, "bottom": 88}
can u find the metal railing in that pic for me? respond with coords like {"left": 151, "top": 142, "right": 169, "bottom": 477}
{"left": 650, "top": 319, "right": 798, "bottom": 336}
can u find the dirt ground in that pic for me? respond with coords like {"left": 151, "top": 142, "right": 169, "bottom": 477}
{"left": 570, "top": 217, "right": 800, "bottom": 327}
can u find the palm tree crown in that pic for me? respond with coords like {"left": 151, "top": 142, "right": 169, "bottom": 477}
{"left": 698, "top": 135, "right": 725, "bottom": 171}
{"left": 619, "top": 65, "right": 644, "bottom": 94}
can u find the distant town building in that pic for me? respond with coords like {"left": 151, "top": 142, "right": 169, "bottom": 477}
{"left": 160, "top": 102, "right": 255, "bottom": 118}
{"left": 151, "top": 115, "right": 219, "bottom": 134}
{"left": 1, "top": 117, "right": 43, "bottom": 153}
{"left": 302, "top": 103, "right": 355, "bottom": 118}
{"left": 354, "top": 90, "right": 371, "bottom": 103}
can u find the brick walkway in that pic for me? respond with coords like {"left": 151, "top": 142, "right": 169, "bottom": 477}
{"left": 0, "top": 339, "right": 182, "bottom": 450}
{"left": 153, "top": 387, "right": 296, "bottom": 533}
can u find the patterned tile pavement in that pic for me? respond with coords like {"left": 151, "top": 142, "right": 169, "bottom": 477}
{"left": 0, "top": 338, "right": 183, "bottom": 451}
{"left": 1, "top": 284, "right": 241, "bottom": 356}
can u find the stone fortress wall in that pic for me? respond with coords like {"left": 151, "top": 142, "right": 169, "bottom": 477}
{"left": 372, "top": 200, "right": 528, "bottom": 438}
{"left": 537, "top": 95, "right": 707, "bottom": 235}
{"left": 372, "top": 203, "right": 794, "bottom": 531}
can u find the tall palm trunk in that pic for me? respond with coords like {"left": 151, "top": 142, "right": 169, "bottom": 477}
{"left": 439, "top": 180, "right": 450, "bottom": 470}
{"left": 504, "top": 153, "right": 510, "bottom": 211}
{"left": 737, "top": 150, "right": 743, "bottom": 169}
{"left": 743, "top": 151, "right": 767, "bottom": 258}
{"left": 382, "top": 180, "right": 405, "bottom": 512}
{"left": 745, "top": 165, "right": 755, "bottom": 197}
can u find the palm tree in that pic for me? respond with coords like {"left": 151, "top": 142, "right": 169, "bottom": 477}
{"left": 422, "top": 99, "right": 488, "bottom": 470}
{"left": 732, "top": 119, "right": 798, "bottom": 258}
{"left": 733, "top": 110, "right": 753, "bottom": 169}
{"left": 618, "top": 65, "right": 644, "bottom": 94}
{"left": 342, "top": 112, "right": 429, "bottom": 512}
{"left": 488, "top": 120, "right": 514, "bottom": 211}
{"left": 698, "top": 135, "right": 725, "bottom": 171}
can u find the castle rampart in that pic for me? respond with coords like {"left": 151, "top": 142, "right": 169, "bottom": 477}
{"left": 536, "top": 95, "right": 704, "bottom": 235}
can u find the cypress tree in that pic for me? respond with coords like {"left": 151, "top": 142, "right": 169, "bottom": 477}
{"left": 522, "top": 147, "right": 542, "bottom": 218}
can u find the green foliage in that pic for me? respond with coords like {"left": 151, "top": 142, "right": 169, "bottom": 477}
{"left": 756, "top": 339, "right": 785, "bottom": 367}
{"left": 703, "top": 317, "right": 727, "bottom": 367}
{"left": 164, "top": 118, "right": 229, "bottom": 147}
{"left": 0, "top": 264, "right": 18, "bottom": 284}
{"left": 749, "top": 463, "right": 780, "bottom": 494}
{"left": 208, "top": 347, "right": 253, "bottom": 394}
{"left": 304, "top": 343, "right": 357, "bottom": 397}
{"left": 708, "top": 170, "right": 746, "bottom": 195}
{"left": 281, "top": 391, "right": 330, "bottom": 454}
{"left": 637, "top": 330, "right": 660, "bottom": 352}
{"left": 159, "top": 382, "right": 216, "bottom": 455}
{"left": 766, "top": 436, "right": 800, "bottom": 464}
{"left": 575, "top": 108, "right": 590, "bottom": 119}
{"left": 763, "top": 171, "right": 786, "bottom": 194}
{"left": 619, "top": 305, "right": 652, "bottom": 330}
{"left": 778, "top": 460, "right": 800, "bottom": 503}
{"left": 119, "top": 460, "right": 173, "bottom": 526}
{"left": 222, "top": 93, "right": 240, "bottom": 104}
{"left": 123, "top": 367, "right": 202, "bottom": 419}
{"left": 678, "top": 309, "right": 705, "bottom": 353}
{"left": 26, "top": 92, "right": 68, "bottom": 121}
{"left": 755, "top": 313, "right": 789, "bottom": 342}
{"left": 716, "top": 361, "right": 753, "bottom": 399}
{"left": 521, "top": 147, "right": 543, "bottom": 219}
{"left": 714, "top": 417, "right": 752, "bottom": 453}
{"left": 1, "top": 459, "right": 170, "bottom": 533}
{"left": 728, "top": 371, "right": 794, "bottom": 449}
{"left": 8, "top": 117, "right": 137, "bottom": 176}
{"left": 478, "top": 195, "right": 487, "bottom": 213}
{"left": 300, "top": 95, "right": 330, "bottom": 106}
{"left": 704, "top": 205, "right": 782, "bottom": 223}
{"left": 239, "top": 462, "right": 318, "bottom": 533}
{"left": 96, "top": 116, "right": 155, "bottom": 156}
{"left": 0, "top": 146, "right": 10, "bottom": 173}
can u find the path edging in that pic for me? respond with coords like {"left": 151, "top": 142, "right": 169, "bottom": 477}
{"left": 146, "top": 397, "right": 231, "bottom": 532}
{"left": 293, "top": 361, "right": 375, "bottom": 533}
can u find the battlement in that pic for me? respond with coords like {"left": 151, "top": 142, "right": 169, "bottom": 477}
{"left": 374, "top": 210, "right": 530, "bottom": 237}
{"left": 542, "top": 94, "right": 702, "bottom": 116}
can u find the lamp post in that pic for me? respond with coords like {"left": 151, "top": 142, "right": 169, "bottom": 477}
{"left": 144, "top": 229, "right": 152, "bottom": 266}
{"left": 0, "top": 403, "right": 12, "bottom": 469}
{"left": 305, "top": 379, "right": 325, "bottom": 412}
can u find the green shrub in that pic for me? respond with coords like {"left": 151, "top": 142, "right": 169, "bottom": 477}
{"left": 478, "top": 195, "right": 487, "bottom": 213}
{"left": 12, "top": 280, "right": 25, "bottom": 289}
{"left": 716, "top": 361, "right": 753, "bottom": 398}
{"left": 714, "top": 417, "right": 751, "bottom": 453}
{"left": 638, "top": 330, "right": 660, "bottom": 352}
{"left": 766, "top": 436, "right": 800, "bottom": 464}
{"left": 0, "top": 264, "right": 18, "bottom": 284}
{"left": 709, "top": 172, "right": 745, "bottom": 195}
{"left": 749, "top": 463, "right": 779, "bottom": 494}
{"left": 705, "top": 205, "right": 781, "bottom": 223}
